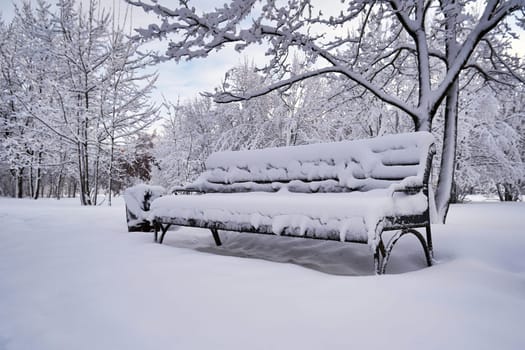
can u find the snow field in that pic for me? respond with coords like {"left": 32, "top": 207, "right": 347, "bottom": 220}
{"left": 0, "top": 198, "right": 524, "bottom": 350}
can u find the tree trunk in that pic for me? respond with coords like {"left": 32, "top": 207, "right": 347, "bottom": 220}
{"left": 33, "top": 151, "right": 43, "bottom": 200}
{"left": 33, "top": 167, "right": 41, "bottom": 200}
{"left": 56, "top": 162, "right": 64, "bottom": 200}
{"left": 77, "top": 137, "right": 93, "bottom": 206}
{"left": 497, "top": 183, "right": 520, "bottom": 201}
{"left": 107, "top": 137, "right": 115, "bottom": 206}
{"left": 47, "top": 178, "right": 54, "bottom": 198}
{"left": 29, "top": 166, "right": 34, "bottom": 198}
{"left": 435, "top": 80, "right": 459, "bottom": 223}
{"left": 71, "top": 180, "right": 77, "bottom": 198}
{"left": 83, "top": 141, "right": 91, "bottom": 205}
{"left": 435, "top": 0, "right": 460, "bottom": 224}
{"left": 78, "top": 142, "right": 87, "bottom": 205}
{"left": 93, "top": 144, "right": 101, "bottom": 205}
{"left": 83, "top": 86, "right": 92, "bottom": 206}
{"left": 16, "top": 168, "right": 24, "bottom": 198}
{"left": 38, "top": 175, "right": 44, "bottom": 199}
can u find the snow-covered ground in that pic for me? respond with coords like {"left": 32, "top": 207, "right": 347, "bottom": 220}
{"left": 0, "top": 197, "right": 524, "bottom": 350}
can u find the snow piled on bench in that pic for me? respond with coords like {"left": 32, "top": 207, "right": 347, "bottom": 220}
{"left": 151, "top": 190, "right": 428, "bottom": 246}
{"left": 151, "top": 133, "right": 434, "bottom": 248}
{"left": 189, "top": 131, "right": 434, "bottom": 193}
{"left": 123, "top": 184, "right": 165, "bottom": 225}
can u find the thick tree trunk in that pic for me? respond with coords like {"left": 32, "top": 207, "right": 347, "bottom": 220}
{"left": 496, "top": 183, "right": 505, "bottom": 201}
{"left": 497, "top": 183, "right": 520, "bottom": 201}
{"left": 435, "top": 80, "right": 459, "bottom": 223}
{"left": 435, "top": 0, "right": 460, "bottom": 224}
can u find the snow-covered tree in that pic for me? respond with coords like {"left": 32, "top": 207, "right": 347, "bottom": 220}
{"left": 98, "top": 5, "right": 159, "bottom": 205}
{"left": 452, "top": 87, "right": 524, "bottom": 201}
{"left": 129, "top": 0, "right": 525, "bottom": 222}
{"left": 0, "top": 0, "right": 159, "bottom": 204}
{"left": 0, "top": 0, "right": 59, "bottom": 199}
{"left": 152, "top": 58, "right": 401, "bottom": 187}
{"left": 153, "top": 97, "right": 220, "bottom": 189}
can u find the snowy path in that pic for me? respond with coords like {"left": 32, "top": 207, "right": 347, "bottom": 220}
{"left": 0, "top": 197, "right": 524, "bottom": 350}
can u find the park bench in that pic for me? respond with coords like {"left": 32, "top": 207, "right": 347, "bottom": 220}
{"left": 150, "top": 131, "right": 436, "bottom": 274}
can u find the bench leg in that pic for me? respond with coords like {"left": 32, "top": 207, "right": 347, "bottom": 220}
{"left": 153, "top": 220, "right": 161, "bottom": 242}
{"left": 153, "top": 221, "right": 159, "bottom": 242}
{"left": 159, "top": 224, "right": 172, "bottom": 244}
{"left": 374, "top": 240, "right": 386, "bottom": 275}
{"left": 381, "top": 228, "right": 432, "bottom": 274}
{"left": 373, "top": 220, "right": 387, "bottom": 275}
{"left": 210, "top": 228, "right": 222, "bottom": 246}
{"left": 425, "top": 223, "right": 434, "bottom": 258}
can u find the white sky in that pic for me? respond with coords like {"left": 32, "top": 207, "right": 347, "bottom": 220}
{"left": 1, "top": 0, "right": 524, "bottom": 105}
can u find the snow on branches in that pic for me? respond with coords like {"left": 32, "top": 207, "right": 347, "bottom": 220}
{"left": 131, "top": 0, "right": 525, "bottom": 221}
{"left": 0, "top": 0, "right": 160, "bottom": 203}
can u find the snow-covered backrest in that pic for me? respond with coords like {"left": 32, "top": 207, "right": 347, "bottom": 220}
{"left": 188, "top": 132, "right": 435, "bottom": 193}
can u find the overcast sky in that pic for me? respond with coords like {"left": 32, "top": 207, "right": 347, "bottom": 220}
{"left": 1, "top": 0, "right": 524, "bottom": 106}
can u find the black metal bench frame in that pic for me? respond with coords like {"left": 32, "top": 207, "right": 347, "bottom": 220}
{"left": 153, "top": 144, "right": 435, "bottom": 275}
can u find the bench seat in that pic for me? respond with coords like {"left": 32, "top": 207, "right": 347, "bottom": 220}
{"left": 151, "top": 189, "right": 428, "bottom": 247}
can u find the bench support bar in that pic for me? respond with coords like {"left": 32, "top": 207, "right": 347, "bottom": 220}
{"left": 155, "top": 220, "right": 432, "bottom": 275}
{"left": 155, "top": 223, "right": 172, "bottom": 244}
{"left": 376, "top": 228, "right": 433, "bottom": 274}
{"left": 154, "top": 221, "right": 222, "bottom": 247}
{"left": 210, "top": 228, "right": 222, "bottom": 246}
{"left": 425, "top": 223, "right": 433, "bottom": 258}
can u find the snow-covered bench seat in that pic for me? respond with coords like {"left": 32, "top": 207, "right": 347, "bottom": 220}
{"left": 151, "top": 132, "right": 436, "bottom": 274}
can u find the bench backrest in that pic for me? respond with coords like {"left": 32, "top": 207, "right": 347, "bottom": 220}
{"left": 188, "top": 132, "right": 435, "bottom": 193}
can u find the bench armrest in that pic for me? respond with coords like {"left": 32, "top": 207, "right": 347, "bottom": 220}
{"left": 391, "top": 186, "right": 424, "bottom": 195}
{"left": 390, "top": 174, "right": 428, "bottom": 196}
{"left": 171, "top": 187, "right": 206, "bottom": 195}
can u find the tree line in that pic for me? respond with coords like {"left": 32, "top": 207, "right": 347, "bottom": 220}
{"left": 152, "top": 59, "right": 524, "bottom": 204}
{"left": 0, "top": 0, "right": 159, "bottom": 205}
{"left": 1, "top": 0, "right": 524, "bottom": 220}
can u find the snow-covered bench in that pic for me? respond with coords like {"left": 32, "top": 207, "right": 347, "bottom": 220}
{"left": 151, "top": 132, "right": 436, "bottom": 274}
{"left": 123, "top": 184, "right": 165, "bottom": 232}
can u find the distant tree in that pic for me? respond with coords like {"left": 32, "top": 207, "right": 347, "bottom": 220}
{"left": 451, "top": 87, "right": 523, "bottom": 201}
{"left": 153, "top": 97, "right": 219, "bottom": 188}
{"left": 0, "top": 0, "right": 159, "bottom": 203}
{"left": 0, "top": 0, "right": 58, "bottom": 199}
{"left": 117, "top": 132, "right": 157, "bottom": 190}
{"left": 98, "top": 5, "right": 159, "bottom": 205}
